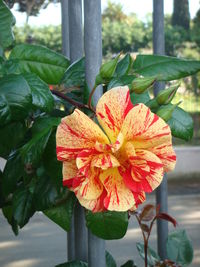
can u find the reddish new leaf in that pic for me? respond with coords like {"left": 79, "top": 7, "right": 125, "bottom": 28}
{"left": 141, "top": 223, "right": 150, "bottom": 233}
{"left": 139, "top": 204, "right": 155, "bottom": 222}
{"left": 156, "top": 212, "right": 177, "bottom": 227}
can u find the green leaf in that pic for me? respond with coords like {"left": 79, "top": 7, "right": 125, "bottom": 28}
{"left": 107, "top": 75, "right": 136, "bottom": 90}
{"left": 86, "top": 211, "right": 128, "bottom": 240}
{"left": 0, "top": 0, "right": 15, "bottom": 49}
{"left": 55, "top": 261, "right": 88, "bottom": 267}
{"left": 2, "top": 205, "right": 19, "bottom": 235}
{"left": 31, "top": 116, "right": 60, "bottom": 134}
{"left": 21, "top": 128, "right": 52, "bottom": 165}
{"left": 43, "top": 131, "right": 62, "bottom": 190}
{"left": 23, "top": 73, "right": 54, "bottom": 112}
{"left": 2, "top": 150, "right": 24, "bottom": 196}
{"left": 166, "top": 229, "right": 193, "bottom": 266}
{"left": 130, "top": 91, "right": 150, "bottom": 105}
{"left": 33, "top": 173, "right": 58, "bottom": 211}
{"left": 115, "top": 54, "right": 132, "bottom": 77}
{"left": 0, "top": 122, "right": 26, "bottom": 158}
{"left": 133, "top": 55, "right": 200, "bottom": 81}
{"left": 13, "top": 186, "right": 34, "bottom": 228}
{"left": 0, "top": 74, "right": 32, "bottom": 125}
{"left": 9, "top": 44, "right": 70, "bottom": 84}
{"left": 61, "top": 57, "right": 85, "bottom": 88}
{"left": 44, "top": 192, "right": 76, "bottom": 231}
{"left": 136, "top": 242, "right": 160, "bottom": 267}
{"left": 167, "top": 106, "right": 193, "bottom": 141}
{"left": 106, "top": 251, "right": 117, "bottom": 267}
{"left": 120, "top": 260, "right": 137, "bottom": 267}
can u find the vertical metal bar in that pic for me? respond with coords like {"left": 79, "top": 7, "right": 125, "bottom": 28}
{"left": 61, "top": 0, "right": 75, "bottom": 261}
{"left": 153, "top": 0, "right": 168, "bottom": 260}
{"left": 84, "top": 1, "right": 106, "bottom": 266}
{"left": 61, "top": 0, "right": 70, "bottom": 58}
{"left": 68, "top": 0, "right": 83, "bottom": 62}
{"left": 68, "top": 0, "right": 87, "bottom": 262}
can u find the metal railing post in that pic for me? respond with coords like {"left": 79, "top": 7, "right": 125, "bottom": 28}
{"left": 61, "top": 0, "right": 70, "bottom": 58}
{"left": 84, "top": 0, "right": 106, "bottom": 266}
{"left": 153, "top": 0, "right": 168, "bottom": 260}
{"left": 68, "top": 0, "right": 87, "bottom": 262}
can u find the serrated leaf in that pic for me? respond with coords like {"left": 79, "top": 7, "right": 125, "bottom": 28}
{"left": 133, "top": 55, "right": 200, "bottom": 81}
{"left": 167, "top": 106, "right": 193, "bottom": 141}
{"left": 55, "top": 261, "right": 88, "bottom": 267}
{"left": 13, "top": 186, "right": 34, "bottom": 228}
{"left": 107, "top": 75, "right": 136, "bottom": 90}
{"left": 2, "top": 205, "right": 19, "bottom": 235}
{"left": 9, "top": 44, "right": 70, "bottom": 84}
{"left": 0, "top": 0, "right": 15, "bottom": 49}
{"left": 166, "top": 229, "right": 193, "bottom": 266}
{"left": 23, "top": 73, "right": 54, "bottom": 112}
{"left": 0, "top": 74, "right": 32, "bottom": 125}
{"left": 136, "top": 242, "right": 160, "bottom": 266}
{"left": 115, "top": 54, "right": 132, "bottom": 76}
{"left": 2, "top": 150, "right": 24, "bottom": 196}
{"left": 86, "top": 211, "right": 128, "bottom": 240}
{"left": 0, "top": 122, "right": 26, "bottom": 158}
{"left": 61, "top": 57, "right": 85, "bottom": 88}
{"left": 106, "top": 251, "right": 117, "bottom": 267}
{"left": 44, "top": 193, "right": 76, "bottom": 231}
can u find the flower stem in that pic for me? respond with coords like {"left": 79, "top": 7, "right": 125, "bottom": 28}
{"left": 51, "top": 90, "right": 95, "bottom": 113}
{"left": 88, "top": 85, "right": 97, "bottom": 111}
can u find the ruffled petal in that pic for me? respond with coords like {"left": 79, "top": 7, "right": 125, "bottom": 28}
{"left": 123, "top": 148, "right": 164, "bottom": 193}
{"left": 56, "top": 109, "right": 109, "bottom": 161}
{"left": 99, "top": 167, "right": 136, "bottom": 211}
{"left": 76, "top": 189, "right": 107, "bottom": 212}
{"left": 91, "top": 153, "right": 120, "bottom": 170}
{"left": 96, "top": 86, "right": 133, "bottom": 143}
{"left": 121, "top": 104, "right": 176, "bottom": 172}
{"left": 62, "top": 160, "right": 79, "bottom": 188}
{"left": 73, "top": 168, "right": 103, "bottom": 200}
{"left": 149, "top": 143, "right": 176, "bottom": 172}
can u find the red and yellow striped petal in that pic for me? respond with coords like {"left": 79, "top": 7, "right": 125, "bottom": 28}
{"left": 123, "top": 148, "right": 164, "bottom": 193}
{"left": 76, "top": 189, "right": 107, "bottom": 212}
{"left": 56, "top": 109, "right": 109, "bottom": 161}
{"left": 99, "top": 167, "right": 136, "bottom": 211}
{"left": 91, "top": 153, "right": 120, "bottom": 170}
{"left": 96, "top": 86, "right": 133, "bottom": 143}
{"left": 121, "top": 103, "right": 176, "bottom": 172}
{"left": 62, "top": 160, "right": 78, "bottom": 188}
{"left": 74, "top": 170, "right": 103, "bottom": 200}
{"left": 149, "top": 143, "right": 176, "bottom": 172}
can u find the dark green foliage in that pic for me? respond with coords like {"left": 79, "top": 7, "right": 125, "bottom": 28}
{"left": 86, "top": 210, "right": 129, "bottom": 240}
{"left": 172, "top": 0, "right": 190, "bottom": 31}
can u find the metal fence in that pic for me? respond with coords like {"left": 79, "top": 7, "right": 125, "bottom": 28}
{"left": 60, "top": 0, "right": 167, "bottom": 265}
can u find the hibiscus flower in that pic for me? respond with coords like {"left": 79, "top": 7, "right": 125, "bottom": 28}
{"left": 56, "top": 86, "right": 176, "bottom": 212}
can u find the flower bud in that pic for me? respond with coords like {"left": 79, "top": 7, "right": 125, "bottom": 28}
{"left": 156, "top": 83, "right": 180, "bottom": 105}
{"left": 131, "top": 77, "right": 155, "bottom": 94}
{"left": 99, "top": 54, "right": 120, "bottom": 80}
{"left": 156, "top": 101, "right": 182, "bottom": 122}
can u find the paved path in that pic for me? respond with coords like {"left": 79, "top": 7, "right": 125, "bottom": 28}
{"left": 0, "top": 194, "right": 200, "bottom": 267}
